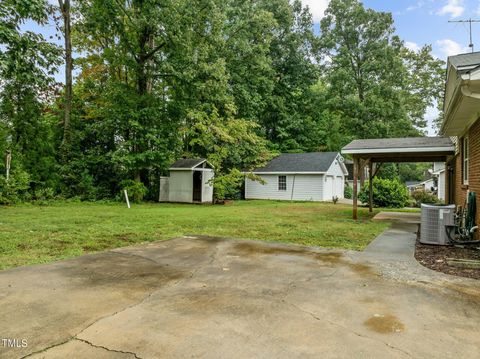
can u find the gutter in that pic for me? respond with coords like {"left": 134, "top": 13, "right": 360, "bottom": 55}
{"left": 460, "top": 81, "right": 480, "bottom": 100}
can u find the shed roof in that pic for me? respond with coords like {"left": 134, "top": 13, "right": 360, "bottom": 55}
{"left": 170, "top": 158, "right": 207, "bottom": 169}
{"left": 252, "top": 152, "right": 341, "bottom": 173}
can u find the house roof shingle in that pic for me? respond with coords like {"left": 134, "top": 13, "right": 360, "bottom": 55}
{"left": 252, "top": 152, "right": 340, "bottom": 173}
{"left": 448, "top": 52, "right": 480, "bottom": 69}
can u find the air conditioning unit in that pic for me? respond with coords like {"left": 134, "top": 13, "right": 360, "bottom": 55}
{"left": 420, "top": 204, "right": 456, "bottom": 245}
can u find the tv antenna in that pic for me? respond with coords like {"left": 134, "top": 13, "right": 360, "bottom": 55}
{"left": 449, "top": 18, "right": 480, "bottom": 52}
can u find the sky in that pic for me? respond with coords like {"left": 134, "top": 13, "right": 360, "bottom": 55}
{"left": 302, "top": 0, "right": 480, "bottom": 135}
{"left": 26, "top": 0, "right": 480, "bottom": 135}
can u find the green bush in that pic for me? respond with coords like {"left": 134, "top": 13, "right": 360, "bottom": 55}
{"left": 344, "top": 185, "right": 353, "bottom": 199}
{"left": 358, "top": 178, "right": 409, "bottom": 208}
{"left": 411, "top": 189, "right": 441, "bottom": 207}
{"left": 120, "top": 180, "right": 147, "bottom": 203}
{"left": 213, "top": 169, "right": 244, "bottom": 201}
{"left": 0, "top": 170, "right": 31, "bottom": 205}
{"left": 34, "top": 187, "right": 56, "bottom": 204}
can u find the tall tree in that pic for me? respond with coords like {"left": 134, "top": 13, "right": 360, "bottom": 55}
{"left": 58, "top": 0, "right": 73, "bottom": 152}
{"left": 320, "top": 0, "right": 444, "bottom": 143}
{"left": 0, "top": 0, "right": 61, "bottom": 188}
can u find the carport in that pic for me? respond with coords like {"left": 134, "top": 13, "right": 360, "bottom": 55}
{"left": 341, "top": 137, "right": 456, "bottom": 219}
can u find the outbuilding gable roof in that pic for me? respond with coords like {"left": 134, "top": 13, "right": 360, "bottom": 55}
{"left": 170, "top": 158, "right": 209, "bottom": 170}
{"left": 252, "top": 152, "right": 342, "bottom": 173}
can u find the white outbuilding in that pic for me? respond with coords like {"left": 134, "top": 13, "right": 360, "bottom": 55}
{"left": 159, "top": 158, "right": 214, "bottom": 203}
{"left": 245, "top": 152, "right": 348, "bottom": 202}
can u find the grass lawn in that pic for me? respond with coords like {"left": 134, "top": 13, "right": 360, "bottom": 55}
{"left": 0, "top": 200, "right": 389, "bottom": 270}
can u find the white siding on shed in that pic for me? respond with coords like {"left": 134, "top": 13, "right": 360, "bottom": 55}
{"left": 201, "top": 169, "right": 214, "bottom": 203}
{"left": 168, "top": 171, "right": 193, "bottom": 203}
{"left": 245, "top": 174, "right": 325, "bottom": 201}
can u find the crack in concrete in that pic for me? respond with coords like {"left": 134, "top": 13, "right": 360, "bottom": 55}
{"left": 21, "top": 243, "right": 221, "bottom": 358}
{"left": 285, "top": 301, "right": 414, "bottom": 359}
{"left": 75, "top": 338, "right": 142, "bottom": 358}
{"left": 20, "top": 337, "right": 75, "bottom": 358}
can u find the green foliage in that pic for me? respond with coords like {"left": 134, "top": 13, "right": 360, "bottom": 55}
{"left": 411, "top": 189, "right": 441, "bottom": 207}
{"left": 120, "top": 180, "right": 147, "bottom": 203}
{"left": 359, "top": 178, "right": 409, "bottom": 208}
{"left": 0, "top": 169, "right": 30, "bottom": 205}
{"left": 320, "top": 0, "right": 444, "bottom": 140}
{"left": 0, "top": 0, "right": 446, "bottom": 204}
{"left": 344, "top": 185, "right": 353, "bottom": 199}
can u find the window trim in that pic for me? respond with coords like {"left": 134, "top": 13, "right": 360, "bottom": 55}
{"left": 463, "top": 136, "right": 469, "bottom": 185}
{"left": 278, "top": 175, "right": 287, "bottom": 191}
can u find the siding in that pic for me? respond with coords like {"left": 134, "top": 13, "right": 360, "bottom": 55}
{"left": 245, "top": 174, "right": 325, "bottom": 201}
{"left": 169, "top": 171, "right": 193, "bottom": 203}
{"left": 454, "top": 118, "right": 480, "bottom": 238}
{"left": 201, "top": 170, "right": 214, "bottom": 203}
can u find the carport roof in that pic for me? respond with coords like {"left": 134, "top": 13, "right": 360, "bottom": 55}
{"left": 342, "top": 137, "right": 455, "bottom": 162}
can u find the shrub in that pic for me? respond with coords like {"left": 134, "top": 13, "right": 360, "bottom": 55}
{"left": 0, "top": 169, "right": 30, "bottom": 205}
{"left": 213, "top": 169, "right": 244, "bottom": 201}
{"left": 34, "top": 187, "right": 56, "bottom": 204}
{"left": 120, "top": 180, "right": 147, "bottom": 203}
{"left": 358, "top": 178, "right": 409, "bottom": 208}
{"left": 344, "top": 185, "right": 353, "bottom": 199}
{"left": 411, "top": 189, "right": 441, "bottom": 207}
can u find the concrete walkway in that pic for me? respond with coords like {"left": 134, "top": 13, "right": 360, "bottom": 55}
{"left": 1, "top": 215, "right": 480, "bottom": 358}
{"left": 365, "top": 211, "right": 480, "bottom": 287}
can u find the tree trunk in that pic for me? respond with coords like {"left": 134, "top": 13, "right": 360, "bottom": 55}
{"left": 59, "top": 0, "right": 72, "bottom": 153}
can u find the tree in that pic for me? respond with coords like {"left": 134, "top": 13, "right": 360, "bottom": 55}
{"left": 58, "top": 0, "right": 73, "bottom": 153}
{"left": 0, "top": 0, "right": 61, "bottom": 190}
{"left": 320, "top": 0, "right": 444, "bottom": 142}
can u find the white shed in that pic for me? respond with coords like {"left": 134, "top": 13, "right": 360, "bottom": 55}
{"left": 245, "top": 152, "right": 348, "bottom": 202}
{"left": 159, "top": 158, "right": 214, "bottom": 203}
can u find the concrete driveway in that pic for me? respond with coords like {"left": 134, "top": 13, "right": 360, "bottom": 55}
{"left": 1, "top": 224, "right": 480, "bottom": 358}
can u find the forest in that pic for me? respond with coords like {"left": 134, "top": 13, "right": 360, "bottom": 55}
{"left": 0, "top": 0, "right": 445, "bottom": 202}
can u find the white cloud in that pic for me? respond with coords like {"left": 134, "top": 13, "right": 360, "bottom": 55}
{"left": 405, "top": 41, "right": 421, "bottom": 52}
{"left": 437, "top": 0, "right": 464, "bottom": 18}
{"left": 436, "top": 39, "right": 468, "bottom": 57}
{"left": 300, "top": 0, "right": 331, "bottom": 22}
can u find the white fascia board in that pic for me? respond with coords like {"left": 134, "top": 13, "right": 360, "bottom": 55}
{"left": 251, "top": 172, "right": 326, "bottom": 175}
{"left": 342, "top": 147, "right": 455, "bottom": 155}
{"left": 170, "top": 167, "right": 213, "bottom": 172}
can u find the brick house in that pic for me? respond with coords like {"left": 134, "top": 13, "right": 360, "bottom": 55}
{"left": 442, "top": 52, "right": 480, "bottom": 234}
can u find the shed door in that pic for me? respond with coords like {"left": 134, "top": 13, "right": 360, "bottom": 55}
{"left": 193, "top": 171, "right": 202, "bottom": 202}
{"left": 336, "top": 176, "right": 344, "bottom": 198}
{"left": 324, "top": 176, "right": 334, "bottom": 200}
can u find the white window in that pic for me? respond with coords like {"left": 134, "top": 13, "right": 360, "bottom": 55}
{"left": 278, "top": 175, "right": 287, "bottom": 191}
{"left": 463, "top": 136, "right": 469, "bottom": 184}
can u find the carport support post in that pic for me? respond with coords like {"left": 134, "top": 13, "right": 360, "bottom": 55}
{"left": 353, "top": 156, "right": 359, "bottom": 220}
{"left": 368, "top": 161, "right": 373, "bottom": 213}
